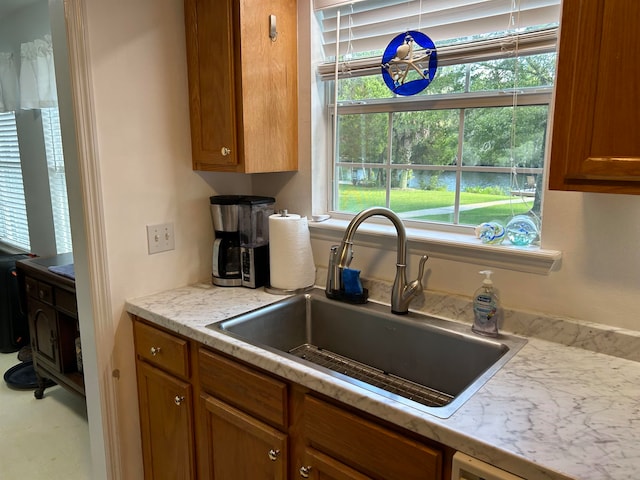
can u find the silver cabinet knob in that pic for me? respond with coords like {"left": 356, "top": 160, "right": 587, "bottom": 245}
{"left": 150, "top": 346, "right": 161, "bottom": 356}
{"left": 221, "top": 147, "right": 231, "bottom": 156}
{"left": 174, "top": 395, "right": 185, "bottom": 406}
{"left": 299, "top": 466, "right": 312, "bottom": 478}
{"left": 268, "top": 449, "right": 280, "bottom": 461}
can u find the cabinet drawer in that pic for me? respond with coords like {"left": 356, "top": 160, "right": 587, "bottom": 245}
{"left": 56, "top": 288, "right": 78, "bottom": 316}
{"left": 304, "top": 396, "right": 442, "bottom": 480}
{"left": 25, "top": 276, "right": 38, "bottom": 299}
{"left": 35, "top": 281, "right": 53, "bottom": 305}
{"left": 134, "top": 321, "right": 190, "bottom": 378}
{"left": 198, "top": 348, "right": 287, "bottom": 430}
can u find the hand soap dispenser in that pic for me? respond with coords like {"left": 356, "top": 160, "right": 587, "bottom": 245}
{"left": 472, "top": 270, "right": 501, "bottom": 337}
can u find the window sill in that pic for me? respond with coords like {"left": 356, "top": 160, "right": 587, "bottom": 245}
{"left": 308, "top": 218, "right": 561, "bottom": 275}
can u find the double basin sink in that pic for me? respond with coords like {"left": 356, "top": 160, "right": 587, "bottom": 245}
{"left": 208, "top": 288, "right": 526, "bottom": 418}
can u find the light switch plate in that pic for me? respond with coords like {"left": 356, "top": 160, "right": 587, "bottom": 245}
{"left": 146, "top": 223, "right": 175, "bottom": 254}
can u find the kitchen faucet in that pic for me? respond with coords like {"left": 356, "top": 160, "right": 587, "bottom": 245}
{"left": 325, "top": 207, "right": 429, "bottom": 315}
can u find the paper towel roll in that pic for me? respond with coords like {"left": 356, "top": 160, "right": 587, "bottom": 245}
{"left": 269, "top": 213, "right": 316, "bottom": 290}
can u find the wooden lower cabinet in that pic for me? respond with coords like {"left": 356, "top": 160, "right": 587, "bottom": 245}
{"left": 133, "top": 318, "right": 196, "bottom": 480}
{"left": 200, "top": 394, "right": 288, "bottom": 479}
{"left": 133, "top": 322, "right": 450, "bottom": 479}
{"left": 136, "top": 362, "right": 196, "bottom": 480}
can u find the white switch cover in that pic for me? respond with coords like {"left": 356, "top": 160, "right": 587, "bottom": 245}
{"left": 146, "top": 223, "right": 175, "bottom": 254}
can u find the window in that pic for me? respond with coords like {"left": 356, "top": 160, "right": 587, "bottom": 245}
{"left": 0, "top": 111, "right": 29, "bottom": 251}
{"left": 315, "top": 0, "right": 560, "bottom": 236}
{"left": 0, "top": 108, "right": 72, "bottom": 254}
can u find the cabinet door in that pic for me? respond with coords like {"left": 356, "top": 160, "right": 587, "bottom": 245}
{"left": 137, "top": 361, "right": 195, "bottom": 480}
{"left": 200, "top": 393, "right": 287, "bottom": 480}
{"left": 184, "top": 0, "right": 298, "bottom": 173}
{"left": 185, "top": 0, "right": 238, "bottom": 169}
{"left": 299, "top": 448, "right": 372, "bottom": 480}
{"left": 27, "top": 299, "right": 59, "bottom": 372}
{"left": 549, "top": 0, "right": 640, "bottom": 193}
{"left": 237, "top": 0, "right": 298, "bottom": 174}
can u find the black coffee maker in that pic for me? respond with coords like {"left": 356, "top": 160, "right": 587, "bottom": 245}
{"left": 209, "top": 195, "right": 275, "bottom": 288}
{"left": 238, "top": 196, "right": 274, "bottom": 288}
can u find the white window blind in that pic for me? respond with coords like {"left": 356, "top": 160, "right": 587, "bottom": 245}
{"left": 0, "top": 111, "right": 30, "bottom": 251}
{"left": 318, "top": 27, "right": 557, "bottom": 80}
{"left": 316, "top": 0, "right": 561, "bottom": 54}
{"left": 42, "top": 107, "right": 72, "bottom": 254}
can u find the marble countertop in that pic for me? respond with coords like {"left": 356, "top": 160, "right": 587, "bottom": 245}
{"left": 126, "top": 283, "right": 640, "bottom": 480}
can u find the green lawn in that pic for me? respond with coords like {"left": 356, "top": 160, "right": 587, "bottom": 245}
{"left": 338, "top": 185, "right": 534, "bottom": 226}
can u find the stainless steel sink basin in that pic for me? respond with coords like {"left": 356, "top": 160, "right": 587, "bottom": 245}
{"left": 208, "top": 288, "right": 526, "bottom": 418}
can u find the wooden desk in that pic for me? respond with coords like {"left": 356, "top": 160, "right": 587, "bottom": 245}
{"left": 16, "top": 254, "right": 84, "bottom": 399}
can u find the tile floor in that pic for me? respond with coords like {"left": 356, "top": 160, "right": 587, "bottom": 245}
{"left": 0, "top": 351, "right": 91, "bottom": 479}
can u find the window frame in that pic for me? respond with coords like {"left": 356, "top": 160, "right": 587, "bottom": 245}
{"left": 307, "top": 2, "right": 562, "bottom": 274}
{"left": 329, "top": 87, "right": 552, "bottom": 231}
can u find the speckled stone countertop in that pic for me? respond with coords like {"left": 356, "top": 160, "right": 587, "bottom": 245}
{"left": 126, "top": 283, "right": 640, "bottom": 480}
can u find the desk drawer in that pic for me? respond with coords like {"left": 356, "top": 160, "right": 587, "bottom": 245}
{"left": 31, "top": 280, "right": 53, "bottom": 305}
{"left": 134, "top": 321, "right": 190, "bottom": 378}
{"left": 56, "top": 288, "right": 77, "bottom": 316}
{"left": 25, "top": 277, "right": 38, "bottom": 299}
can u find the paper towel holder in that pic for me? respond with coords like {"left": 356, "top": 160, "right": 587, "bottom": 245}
{"left": 265, "top": 208, "right": 316, "bottom": 295}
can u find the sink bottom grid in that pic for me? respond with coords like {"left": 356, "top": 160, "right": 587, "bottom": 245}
{"left": 288, "top": 344, "right": 453, "bottom": 408}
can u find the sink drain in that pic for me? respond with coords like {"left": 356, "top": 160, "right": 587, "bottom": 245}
{"left": 289, "top": 344, "right": 453, "bottom": 408}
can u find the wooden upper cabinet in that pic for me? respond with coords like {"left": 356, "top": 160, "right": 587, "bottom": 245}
{"left": 549, "top": 0, "right": 640, "bottom": 193}
{"left": 184, "top": 0, "right": 298, "bottom": 173}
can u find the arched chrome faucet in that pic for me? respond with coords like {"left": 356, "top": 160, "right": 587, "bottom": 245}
{"left": 325, "top": 207, "right": 429, "bottom": 314}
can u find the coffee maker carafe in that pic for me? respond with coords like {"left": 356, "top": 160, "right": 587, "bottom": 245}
{"left": 209, "top": 195, "right": 243, "bottom": 286}
{"left": 238, "top": 196, "right": 275, "bottom": 288}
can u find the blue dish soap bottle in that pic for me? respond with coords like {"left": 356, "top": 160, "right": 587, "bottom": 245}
{"left": 472, "top": 270, "right": 501, "bottom": 337}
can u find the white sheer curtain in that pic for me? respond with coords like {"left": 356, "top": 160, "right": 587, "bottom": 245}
{"left": 0, "top": 52, "right": 19, "bottom": 112}
{"left": 0, "top": 35, "right": 59, "bottom": 111}
{"left": 20, "top": 34, "right": 58, "bottom": 109}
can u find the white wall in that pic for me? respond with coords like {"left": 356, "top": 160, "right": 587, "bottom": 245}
{"left": 82, "top": 0, "right": 237, "bottom": 476}
{"left": 78, "top": 0, "right": 640, "bottom": 476}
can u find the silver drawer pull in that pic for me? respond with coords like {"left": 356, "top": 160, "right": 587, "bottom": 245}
{"left": 268, "top": 449, "right": 280, "bottom": 461}
{"left": 299, "top": 466, "right": 312, "bottom": 478}
{"left": 150, "top": 346, "right": 161, "bottom": 356}
{"left": 174, "top": 395, "right": 185, "bottom": 406}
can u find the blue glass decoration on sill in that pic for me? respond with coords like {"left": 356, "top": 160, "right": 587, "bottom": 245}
{"left": 475, "top": 221, "right": 506, "bottom": 245}
{"left": 381, "top": 30, "right": 438, "bottom": 96}
{"left": 505, "top": 215, "right": 539, "bottom": 246}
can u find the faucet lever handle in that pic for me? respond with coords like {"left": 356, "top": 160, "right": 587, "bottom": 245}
{"left": 415, "top": 255, "right": 429, "bottom": 287}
